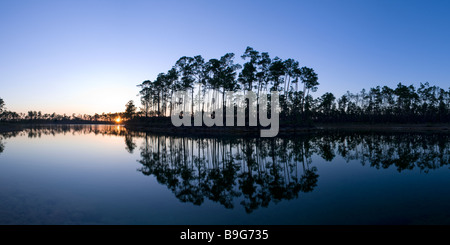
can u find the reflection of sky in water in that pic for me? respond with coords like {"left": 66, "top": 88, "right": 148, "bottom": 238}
{"left": 0, "top": 128, "right": 164, "bottom": 224}
{"left": 307, "top": 154, "right": 450, "bottom": 224}
{"left": 0, "top": 126, "right": 449, "bottom": 225}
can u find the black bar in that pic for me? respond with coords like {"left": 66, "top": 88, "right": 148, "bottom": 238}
{"left": 1, "top": 225, "right": 449, "bottom": 243}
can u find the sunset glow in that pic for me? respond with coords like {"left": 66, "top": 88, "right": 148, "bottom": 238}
{"left": 115, "top": 117, "right": 121, "bottom": 123}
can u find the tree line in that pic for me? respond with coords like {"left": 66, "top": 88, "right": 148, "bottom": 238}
{"left": 0, "top": 97, "right": 136, "bottom": 123}
{"left": 314, "top": 82, "right": 450, "bottom": 123}
{"left": 0, "top": 106, "right": 121, "bottom": 123}
{"left": 137, "top": 46, "right": 450, "bottom": 124}
{"left": 137, "top": 46, "right": 319, "bottom": 119}
{"left": 2, "top": 46, "right": 449, "bottom": 125}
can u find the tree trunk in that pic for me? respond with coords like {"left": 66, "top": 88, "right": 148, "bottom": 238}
{"left": 191, "top": 88, "right": 194, "bottom": 117}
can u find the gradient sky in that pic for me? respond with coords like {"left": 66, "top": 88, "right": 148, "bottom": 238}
{"left": 1, "top": 0, "right": 449, "bottom": 115}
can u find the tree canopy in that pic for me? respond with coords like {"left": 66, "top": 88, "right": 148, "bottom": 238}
{"left": 136, "top": 47, "right": 449, "bottom": 124}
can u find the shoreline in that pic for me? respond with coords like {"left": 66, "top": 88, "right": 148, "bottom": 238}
{"left": 123, "top": 122, "right": 450, "bottom": 136}
{"left": 315, "top": 123, "right": 450, "bottom": 132}
{"left": 1, "top": 122, "right": 450, "bottom": 135}
{"left": 0, "top": 122, "right": 115, "bottom": 133}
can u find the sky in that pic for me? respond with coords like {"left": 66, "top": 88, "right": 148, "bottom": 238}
{"left": 1, "top": 0, "right": 449, "bottom": 115}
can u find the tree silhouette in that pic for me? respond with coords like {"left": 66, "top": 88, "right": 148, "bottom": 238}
{"left": 239, "top": 47, "right": 260, "bottom": 92}
{"left": 124, "top": 100, "right": 137, "bottom": 120}
{"left": 3, "top": 48, "right": 449, "bottom": 126}
{"left": 0, "top": 98, "right": 4, "bottom": 113}
{"left": 175, "top": 56, "right": 197, "bottom": 116}
{"left": 299, "top": 67, "right": 319, "bottom": 114}
{"left": 131, "top": 47, "right": 449, "bottom": 126}
{"left": 205, "top": 53, "right": 241, "bottom": 110}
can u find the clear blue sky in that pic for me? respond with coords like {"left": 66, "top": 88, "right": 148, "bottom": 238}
{"left": 1, "top": 0, "right": 449, "bottom": 115}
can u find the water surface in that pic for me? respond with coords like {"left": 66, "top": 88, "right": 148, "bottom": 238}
{"left": 0, "top": 125, "right": 449, "bottom": 224}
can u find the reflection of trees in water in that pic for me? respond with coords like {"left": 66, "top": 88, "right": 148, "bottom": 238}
{"left": 124, "top": 134, "right": 137, "bottom": 153}
{"left": 0, "top": 131, "right": 24, "bottom": 155}
{"left": 0, "top": 136, "right": 4, "bottom": 154}
{"left": 136, "top": 132, "right": 450, "bottom": 212}
{"left": 0, "top": 125, "right": 144, "bottom": 156}
{"left": 1, "top": 126, "right": 449, "bottom": 211}
{"left": 329, "top": 132, "right": 450, "bottom": 173}
{"left": 137, "top": 135, "right": 318, "bottom": 213}
{"left": 4, "top": 125, "right": 142, "bottom": 138}
{"left": 3, "top": 125, "right": 141, "bottom": 154}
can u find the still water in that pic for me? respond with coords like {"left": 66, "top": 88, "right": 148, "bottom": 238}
{"left": 0, "top": 125, "right": 449, "bottom": 225}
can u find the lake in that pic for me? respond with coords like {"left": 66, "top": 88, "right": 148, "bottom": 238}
{"left": 0, "top": 124, "right": 449, "bottom": 225}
